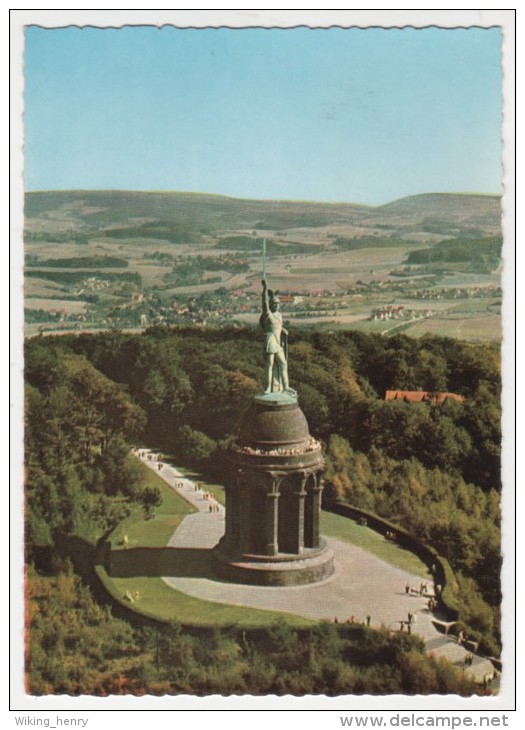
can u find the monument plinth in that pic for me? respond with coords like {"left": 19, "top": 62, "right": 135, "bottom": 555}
{"left": 213, "top": 391, "right": 334, "bottom": 586}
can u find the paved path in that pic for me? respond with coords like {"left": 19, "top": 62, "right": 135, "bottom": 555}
{"left": 138, "top": 449, "right": 225, "bottom": 518}
{"left": 137, "top": 449, "right": 496, "bottom": 685}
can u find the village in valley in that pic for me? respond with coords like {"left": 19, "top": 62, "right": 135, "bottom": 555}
{"left": 26, "top": 277, "right": 501, "bottom": 337}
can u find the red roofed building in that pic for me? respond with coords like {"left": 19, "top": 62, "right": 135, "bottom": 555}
{"left": 385, "top": 390, "right": 465, "bottom": 404}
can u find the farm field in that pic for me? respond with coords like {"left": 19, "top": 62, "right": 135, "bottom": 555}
{"left": 24, "top": 276, "right": 65, "bottom": 297}
{"left": 278, "top": 296, "right": 502, "bottom": 342}
{"left": 24, "top": 297, "right": 88, "bottom": 314}
{"left": 405, "top": 315, "right": 502, "bottom": 342}
{"left": 23, "top": 190, "right": 503, "bottom": 342}
{"left": 263, "top": 247, "right": 420, "bottom": 293}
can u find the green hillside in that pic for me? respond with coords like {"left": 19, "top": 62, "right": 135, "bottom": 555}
{"left": 25, "top": 189, "right": 502, "bottom": 239}
{"left": 24, "top": 190, "right": 368, "bottom": 236}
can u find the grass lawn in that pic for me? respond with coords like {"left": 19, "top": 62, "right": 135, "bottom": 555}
{"left": 320, "top": 511, "right": 430, "bottom": 579}
{"left": 96, "top": 563, "right": 313, "bottom": 627}
{"left": 109, "top": 459, "right": 195, "bottom": 550}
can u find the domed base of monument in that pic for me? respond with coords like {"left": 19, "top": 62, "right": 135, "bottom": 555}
{"left": 217, "top": 391, "right": 334, "bottom": 586}
{"left": 212, "top": 540, "right": 335, "bottom": 587}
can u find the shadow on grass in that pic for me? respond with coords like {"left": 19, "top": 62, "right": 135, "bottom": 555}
{"left": 108, "top": 546, "right": 226, "bottom": 581}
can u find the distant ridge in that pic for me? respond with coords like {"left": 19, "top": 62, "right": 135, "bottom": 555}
{"left": 24, "top": 189, "right": 502, "bottom": 234}
{"left": 25, "top": 188, "right": 500, "bottom": 209}
{"left": 378, "top": 192, "right": 501, "bottom": 216}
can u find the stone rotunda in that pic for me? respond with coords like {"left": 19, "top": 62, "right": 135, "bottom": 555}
{"left": 213, "top": 391, "right": 335, "bottom": 586}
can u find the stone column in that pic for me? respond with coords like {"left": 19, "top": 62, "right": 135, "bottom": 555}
{"left": 227, "top": 473, "right": 243, "bottom": 552}
{"left": 238, "top": 484, "right": 252, "bottom": 554}
{"left": 309, "top": 473, "right": 323, "bottom": 549}
{"left": 304, "top": 472, "right": 323, "bottom": 549}
{"left": 291, "top": 473, "right": 308, "bottom": 554}
{"left": 264, "top": 476, "right": 280, "bottom": 556}
{"left": 224, "top": 483, "right": 235, "bottom": 551}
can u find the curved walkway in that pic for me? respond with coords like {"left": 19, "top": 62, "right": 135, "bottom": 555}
{"left": 137, "top": 450, "right": 495, "bottom": 685}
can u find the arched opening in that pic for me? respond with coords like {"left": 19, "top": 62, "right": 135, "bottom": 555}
{"left": 304, "top": 473, "right": 319, "bottom": 549}
{"left": 249, "top": 486, "right": 267, "bottom": 555}
{"left": 277, "top": 476, "right": 300, "bottom": 554}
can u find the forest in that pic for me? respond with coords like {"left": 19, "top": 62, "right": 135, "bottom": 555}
{"left": 334, "top": 235, "right": 417, "bottom": 250}
{"left": 405, "top": 236, "right": 503, "bottom": 272}
{"left": 25, "top": 270, "right": 142, "bottom": 286}
{"left": 27, "top": 255, "right": 129, "bottom": 269}
{"left": 23, "top": 325, "right": 502, "bottom": 694}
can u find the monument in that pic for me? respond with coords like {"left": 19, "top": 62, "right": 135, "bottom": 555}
{"left": 213, "top": 269, "right": 334, "bottom": 586}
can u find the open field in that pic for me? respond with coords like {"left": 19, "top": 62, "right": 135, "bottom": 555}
{"left": 262, "top": 247, "right": 419, "bottom": 293}
{"left": 405, "top": 315, "right": 502, "bottom": 342}
{"left": 346, "top": 296, "right": 503, "bottom": 341}
{"left": 24, "top": 276, "right": 65, "bottom": 297}
{"left": 24, "top": 240, "right": 418, "bottom": 295}
{"left": 162, "top": 271, "right": 251, "bottom": 296}
{"left": 24, "top": 297, "right": 88, "bottom": 314}
{"left": 24, "top": 190, "right": 503, "bottom": 341}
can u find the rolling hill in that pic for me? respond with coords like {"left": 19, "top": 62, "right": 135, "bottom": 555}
{"left": 24, "top": 190, "right": 502, "bottom": 242}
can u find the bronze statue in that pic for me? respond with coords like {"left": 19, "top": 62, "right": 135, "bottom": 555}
{"left": 260, "top": 279, "right": 291, "bottom": 393}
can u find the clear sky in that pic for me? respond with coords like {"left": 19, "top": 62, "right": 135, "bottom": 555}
{"left": 24, "top": 25, "right": 502, "bottom": 205}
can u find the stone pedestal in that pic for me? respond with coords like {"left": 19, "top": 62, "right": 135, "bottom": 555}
{"left": 213, "top": 392, "right": 334, "bottom": 586}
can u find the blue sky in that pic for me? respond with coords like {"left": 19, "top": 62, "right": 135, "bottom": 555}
{"left": 24, "top": 25, "right": 502, "bottom": 205}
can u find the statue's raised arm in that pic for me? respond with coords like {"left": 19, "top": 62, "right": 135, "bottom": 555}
{"left": 261, "top": 279, "right": 270, "bottom": 315}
